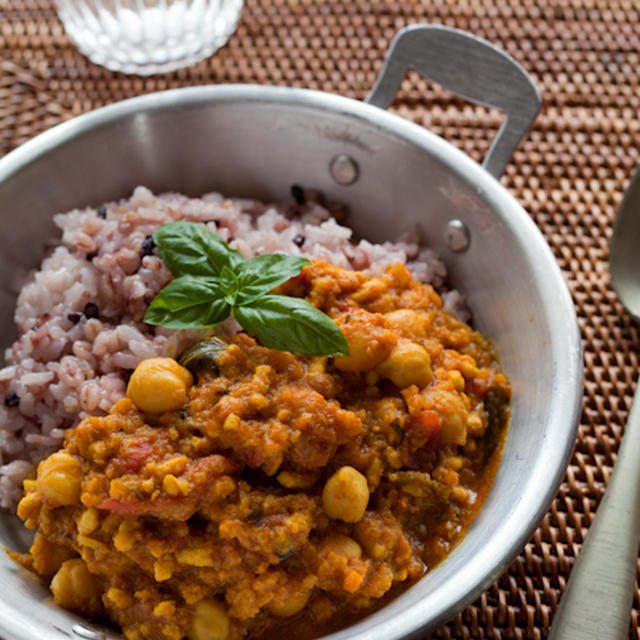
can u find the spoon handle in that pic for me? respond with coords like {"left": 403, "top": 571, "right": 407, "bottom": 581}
{"left": 548, "top": 382, "right": 640, "bottom": 640}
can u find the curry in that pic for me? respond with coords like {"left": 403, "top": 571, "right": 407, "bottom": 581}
{"left": 14, "top": 260, "right": 510, "bottom": 640}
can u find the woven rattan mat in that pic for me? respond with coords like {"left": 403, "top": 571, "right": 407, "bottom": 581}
{"left": 1, "top": 0, "right": 639, "bottom": 638}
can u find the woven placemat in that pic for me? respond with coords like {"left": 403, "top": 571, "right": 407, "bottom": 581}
{"left": 1, "top": 0, "right": 639, "bottom": 638}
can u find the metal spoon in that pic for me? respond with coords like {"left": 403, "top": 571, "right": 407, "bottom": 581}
{"left": 548, "top": 166, "right": 640, "bottom": 639}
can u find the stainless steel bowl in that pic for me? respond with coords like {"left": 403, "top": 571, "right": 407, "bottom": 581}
{"left": 0, "top": 25, "right": 582, "bottom": 640}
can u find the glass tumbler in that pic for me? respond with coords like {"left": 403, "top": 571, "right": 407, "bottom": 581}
{"left": 55, "top": 0, "right": 243, "bottom": 75}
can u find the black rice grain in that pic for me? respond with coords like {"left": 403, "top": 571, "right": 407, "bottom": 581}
{"left": 4, "top": 392, "right": 19, "bottom": 408}
{"left": 83, "top": 302, "right": 99, "bottom": 319}
{"left": 140, "top": 235, "right": 156, "bottom": 257}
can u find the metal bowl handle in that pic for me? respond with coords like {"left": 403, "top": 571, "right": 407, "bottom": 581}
{"left": 365, "top": 24, "right": 542, "bottom": 179}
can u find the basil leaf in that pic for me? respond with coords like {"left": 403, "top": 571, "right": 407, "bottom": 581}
{"left": 153, "top": 221, "right": 244, "bottom": 278}
{"left": 234, "top": 294, "right": 349, "bottom": 357}
{"left": 219, "top": 265, "right": 240, "bottom": 305}
{"left": 144, "top": 275, "right": 230, "bottom": 329}
{"left": 146, "top": 222, "right": 346, "bottom": 358}
{"left": 236, "top": 254, "right": 311, "bottom": 305}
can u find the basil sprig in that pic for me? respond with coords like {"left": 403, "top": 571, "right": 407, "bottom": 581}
{"left": 144, "top": 222, "right": 349, "bottom": 357}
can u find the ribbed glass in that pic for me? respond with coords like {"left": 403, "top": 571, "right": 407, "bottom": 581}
{"left": 55, "top": 0, "right": 243, "bottom": 74}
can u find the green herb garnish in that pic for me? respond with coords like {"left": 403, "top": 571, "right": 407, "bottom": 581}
{"left": 144, "top": 222, "right": 349, "bottom": 357}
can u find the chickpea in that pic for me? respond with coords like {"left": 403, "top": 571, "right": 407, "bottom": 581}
{"left": 321, "top": 534, "right": 362, "bottom": 560}
{"left": 126, "top": 357, "right": 193, "bottom": 413}
{"left": 77, "top": 508, "right": 99, "bottom": 536}
{"left": 333, "top": 310, "right": 397, "bottom": 372}
{"left": 440, "top": 412, "right": 467, "bottom": 446}
{"left": 30, "top": 533, "right": 75, "bottom": 578}
{"left": 384, "top": 309, "right": 430, "bottom": 338}
{"left": 267, "top": 589, "right": 312, "bottom": 617}
{"left": 189, "top": 599, "right": 230, "bottom": 640}
{"left": 50, "top": 558, "right": 103, "bottom": 616}
{"left": 423, "top": 389, "right": 469, "bottom": 446}
{"left": 322, "top": 466, "right": 369, "bottom": 523}
{"left": 376, "top": 339, "right": 432, "bottom": 388}
{"left": 36, "top": 451, "right": 83, "bottom": 507}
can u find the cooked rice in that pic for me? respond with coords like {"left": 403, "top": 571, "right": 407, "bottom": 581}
{"left": 0, "top": 186, "right": 465, "bottom": 509}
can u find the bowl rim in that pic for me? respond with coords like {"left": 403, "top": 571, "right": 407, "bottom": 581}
{"left": 0, "top": 84, "right": 583, "bottom": 640}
